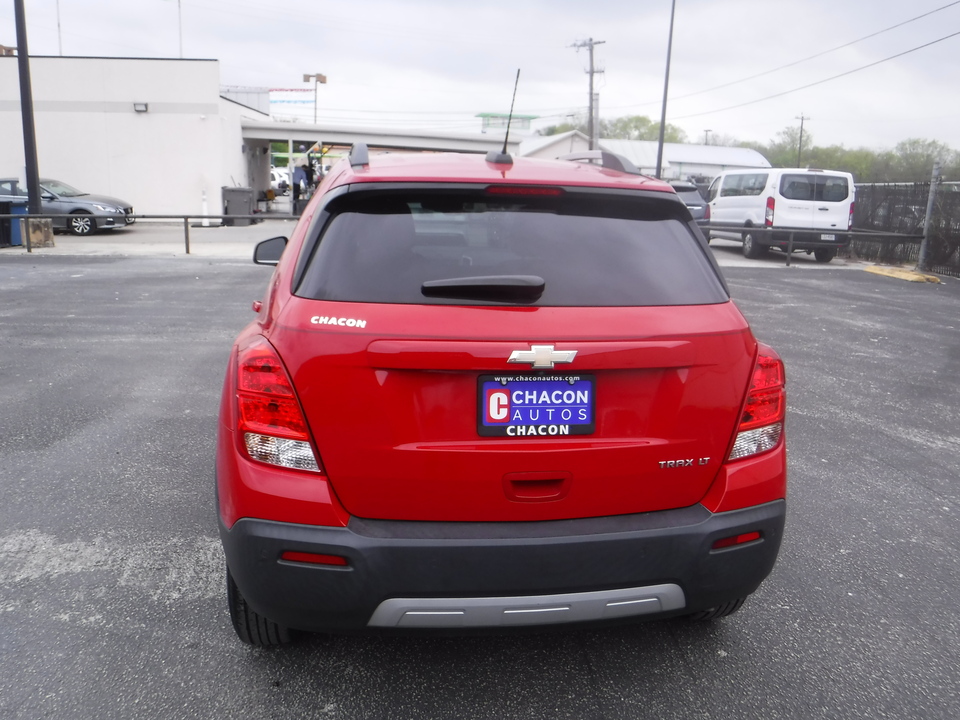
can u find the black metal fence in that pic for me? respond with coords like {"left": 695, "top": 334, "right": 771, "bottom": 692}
{"left": 849, "top": 182, "right": 960, "bottom": 277}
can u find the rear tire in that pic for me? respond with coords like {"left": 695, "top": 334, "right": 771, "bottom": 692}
{"left": 686, "top": 596, "right": 747, "bottom": 621}
{"left": 814, "top": 248, "right": 837, "bottom": 263}
{"left": 742, "top": 231, "right": 765, "bottom": 259}
{"left": 226, "top": 566, "right": 294, "bottom": 647}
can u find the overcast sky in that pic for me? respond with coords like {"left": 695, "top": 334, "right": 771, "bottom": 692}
{"left": 3, "top": 0, "right": 960, "bottom": 150}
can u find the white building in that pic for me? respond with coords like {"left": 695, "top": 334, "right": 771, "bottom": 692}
{"left": 0, "top": 56, "right": 267, "bottom": 216}
{"left": 0, "top": 56, "right": 518, "bottom": 219}
{"left": 519, "top": 133, "right": 770, "bottom": 181}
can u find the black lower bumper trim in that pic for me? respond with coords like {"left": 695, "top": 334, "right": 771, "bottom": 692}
{"left": 219, "top": 500, "right": 786, "bottom": 632}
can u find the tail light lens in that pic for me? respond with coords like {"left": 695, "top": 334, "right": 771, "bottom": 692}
{"left": 703, "top": 204, "right": 711, "bottom": 222}
{"left": 765, "top": 197, "right": 775, "bottom": 226}
{"left": 728, "top": 345, "right": 785, "bottom": 461}
{"left": 848, "top": 201, "right": 855, "bottom": 230}
{"left": 236, "top": 336, "right": 321, "bottom": 472}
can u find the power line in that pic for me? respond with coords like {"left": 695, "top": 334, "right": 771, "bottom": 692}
{"left": 670, "top": 0, "right": 960, "bottom": 102}
{"left": 672, "top": 28, "right": 960, "bottom": 121}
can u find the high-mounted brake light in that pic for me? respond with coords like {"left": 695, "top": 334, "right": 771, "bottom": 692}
{"left": 485, "top": 185, "right": 564, "bottom": 196}
{"left": 765, "top": 197, "right": 775, "bottom": 227}
{"left": 236, "top": 336, "right": 321, "bottom": 472}
{"left": 728, "top": 345, "right": 785, "bottom": 461}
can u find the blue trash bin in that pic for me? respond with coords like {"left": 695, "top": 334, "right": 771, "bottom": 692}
{"left": 9, "top": 200, "right": 28, "bottom": 246}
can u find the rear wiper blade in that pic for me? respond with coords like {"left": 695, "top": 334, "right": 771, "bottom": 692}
{"left": 421, "top": 275, "right": 545, "bottom": 303}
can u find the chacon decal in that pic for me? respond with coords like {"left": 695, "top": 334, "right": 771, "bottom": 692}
{"left": 310, "top": 316, "right": 367, "bottom": 328}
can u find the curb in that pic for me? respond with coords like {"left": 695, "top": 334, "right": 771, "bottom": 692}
{"left": 864, "top": 266, "right": 941, "bottom": 284}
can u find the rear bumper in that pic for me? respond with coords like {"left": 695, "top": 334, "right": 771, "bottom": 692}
{"left": 220, "top": 499, "right": 786, "bottom": 633}
{"left": 763, "top": 230, "right": 850, "bottom": 249}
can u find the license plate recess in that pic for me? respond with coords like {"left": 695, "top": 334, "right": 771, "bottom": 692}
{"left": 478, "top": 374, "right": 595, "bottom": 437}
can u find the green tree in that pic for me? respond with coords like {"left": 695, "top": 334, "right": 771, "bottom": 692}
{"left": 540, "top": 114, "right": 687, "bottom": 142}
{"left": 540, "top": 121, "right": 581, "bottom": 137}
{"left": 891, "top": 139, "right": 957, "bottom": 182}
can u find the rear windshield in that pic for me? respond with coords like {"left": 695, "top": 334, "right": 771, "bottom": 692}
{"left": 295, "top": 190, "right": 727, "bottom": 307}
{"left": 779, "top": 174, "right": 849, "bottom": 202}
{"left": 671, "top": 185, "right": 705, "bottom": 205}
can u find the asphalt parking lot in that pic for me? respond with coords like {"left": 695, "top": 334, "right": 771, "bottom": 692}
{"left": 1, "top": 228, "right": 958, "bottom": 719}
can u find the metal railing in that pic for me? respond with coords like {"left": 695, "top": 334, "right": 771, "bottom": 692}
{"left": 0, "top": 212, "right": 300, "bottom": 253}
{"left": 699, "top": 223, "right": 924, "bottom": 267}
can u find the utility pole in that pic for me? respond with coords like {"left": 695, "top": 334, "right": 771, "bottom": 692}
{"left": 917, "top": 160, "right": 942, "bottom": 272}
{"left": 704, "top": 129, "right": 712, "bottom": 146}
{"left": 655, "top": 0, "right": 676, "bottom": 179}
{"left": 571, "top": 38, "right": 605, "bottom": 150}
{"left": 14, "top": 0, "right": 41, "bottom": 216}
{"left": 796, "top": 113, "right": 808, "bottom": 167}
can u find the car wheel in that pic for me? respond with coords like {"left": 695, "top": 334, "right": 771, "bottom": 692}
{"left": 226, "top": 566, "right": 294, "bottom": 647}
{"left": 685, "top": 596, "right": 746, "bottom": 621}
{"left": 68, "top": 212, "right": 96, "bottom": 236}
{"left": 742, "top": 231, "right": 765, "bottom": 259}
{"left": 814, "top": 249, "right": 837, "bottom": 263}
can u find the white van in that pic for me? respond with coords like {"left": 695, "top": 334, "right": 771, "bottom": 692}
{"left": 705, "top": 168, "right": 855, "bottom": 262}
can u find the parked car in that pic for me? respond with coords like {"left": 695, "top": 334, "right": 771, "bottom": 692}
{"left": 670, "top": 181, "right": 708, "bottom": 223}
{"left": 216, "top": 145, "right": 787, "bottom": 646}
{"left": 0, "top": 177, "right": 134, "bottom": 235}
{"left": 705, "top": 168, "right": 855, "bottom": 262}
{"left": 270, "top": 167, "right": 289, "bottom": 196}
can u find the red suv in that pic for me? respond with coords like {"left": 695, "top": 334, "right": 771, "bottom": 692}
{"left": 216, "top": 145, "right": 787, "bottom": 646}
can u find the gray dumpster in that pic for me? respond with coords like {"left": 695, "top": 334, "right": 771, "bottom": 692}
{"left": 222, "top": 186, "right": 254, "bottom": 226}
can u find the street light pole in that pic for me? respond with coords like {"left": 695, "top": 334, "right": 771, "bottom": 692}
{"left": 655, "top": 0, "right": 677, "bottom": 179}
{"left": 303, "top": 73, "right": 327, "bottom": 124}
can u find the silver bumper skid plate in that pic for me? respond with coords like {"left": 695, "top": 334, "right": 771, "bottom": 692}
{"left": 367, "top": 583, "right": 685, "bottom": 628}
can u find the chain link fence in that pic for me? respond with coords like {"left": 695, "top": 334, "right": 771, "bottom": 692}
{"left": 849, "top": 181, "right": 960, "bottom": 277}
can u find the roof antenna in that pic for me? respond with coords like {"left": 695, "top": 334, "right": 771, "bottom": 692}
{"left": 486, "top": 69, "right": 520, "bottom": 165}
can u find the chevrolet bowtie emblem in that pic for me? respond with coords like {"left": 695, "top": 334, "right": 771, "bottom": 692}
{"left": 507, "top": 344, "right": 577, "bottom": 370}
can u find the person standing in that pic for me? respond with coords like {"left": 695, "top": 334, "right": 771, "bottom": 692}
{"left": 292, "top": 163, "right": 307, "bottom": 214}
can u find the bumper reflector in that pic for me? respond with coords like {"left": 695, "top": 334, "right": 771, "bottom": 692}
{"left": 244, "top": 433, "right": 320, "bottom": 472}
{"left": 728, "top": 422, "right": 782, "bottom": 461}
{"left": 712, "top": 531, "right": 762, "bottom": 550}
{"left": 280, "top": 551, "right": 349, "bottom": 566}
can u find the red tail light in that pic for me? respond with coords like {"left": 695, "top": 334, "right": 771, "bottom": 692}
{"left": 236, "top": 336, "right": 322, "bottom": 472}
{"left": 848, "top": 201, "right": 855, "bottom": 230}
{"left": 728, "top": 345, "right": 785, "bottom": 461}
{"left": 765, "top": 197, "right": 775, "bottom": 227}
{"left": 703, "top": 204, "right": 711, "bottom": 222}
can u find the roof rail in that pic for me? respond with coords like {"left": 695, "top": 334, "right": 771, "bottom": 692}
{"left": 558, "top": 151, "right": 642, "bottom": 176}
{"left": 349, "top": 143, "right": 370, "bottom": 168}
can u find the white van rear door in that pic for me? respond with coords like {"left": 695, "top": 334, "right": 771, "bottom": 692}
{"left": 777, "top": 173, "right": 851, "bottom": 231}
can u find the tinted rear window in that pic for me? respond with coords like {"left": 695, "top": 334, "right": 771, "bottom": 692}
{"left": 295, "top": 190, "right": 727, "bottom": 307}
{"left": 673, "top": 188, "right": 704, "bottom": 205}
{"left": 780, "top": 174, "right": 849, "bottom": 202}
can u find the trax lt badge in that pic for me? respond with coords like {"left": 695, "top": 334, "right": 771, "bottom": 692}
{"left": 508, "top": 344, "right": 577, "bottom": 370}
